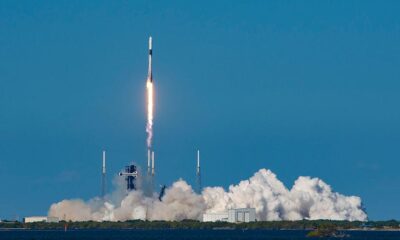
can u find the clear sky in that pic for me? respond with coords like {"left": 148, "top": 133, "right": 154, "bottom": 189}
{"left": 1, "top": 1, "right": 399, "bottom": 220}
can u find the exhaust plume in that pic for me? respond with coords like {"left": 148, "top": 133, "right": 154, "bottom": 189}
{"left": 146, "top": 80, "right": 153, "bottom": 148}
{"left": 49, "top": 168, "right": 367, "bottom": 221}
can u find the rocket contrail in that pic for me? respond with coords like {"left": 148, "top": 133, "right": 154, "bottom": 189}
{"left": 146, "top": 37, "right": 154, "bottom": 148}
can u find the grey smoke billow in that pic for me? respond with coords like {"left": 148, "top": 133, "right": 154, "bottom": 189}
{"left": 202, "top": 169, "right": 367, "bottom": 221}
{"left": 49, "top": 169, "right": 367, "bottom": 221}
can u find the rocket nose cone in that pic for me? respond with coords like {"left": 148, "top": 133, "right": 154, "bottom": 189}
{"left": 149, "top": 37, "right": 152, "bottom": 49}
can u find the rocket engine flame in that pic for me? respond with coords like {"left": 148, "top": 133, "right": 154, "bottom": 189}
{"left": 146, "top": 80, "right": 154, "bottom": 148}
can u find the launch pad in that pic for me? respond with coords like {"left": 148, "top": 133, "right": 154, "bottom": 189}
{"left": 118, "top": 165, "right": 138, "bottom": 191}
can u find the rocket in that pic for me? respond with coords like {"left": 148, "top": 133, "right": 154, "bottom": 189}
{"left": 148, "top": 36, "right": 153, "bottom": 82}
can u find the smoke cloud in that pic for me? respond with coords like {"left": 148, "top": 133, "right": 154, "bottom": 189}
{"left": 49, "top": 169, "right": 367, "bottom": 221}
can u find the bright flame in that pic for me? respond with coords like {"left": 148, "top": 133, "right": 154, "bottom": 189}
{"left": 146, "top": 80, "right": 154, "bottom": 148}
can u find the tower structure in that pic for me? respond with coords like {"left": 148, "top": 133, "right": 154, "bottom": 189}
{"left": 101, "top": 150, "right": 106, "bottom": 198}
{"left": 196, "top": 150, "right": 202, "bottom": 194}
{"left": 119, "top": 164, "right": 138, "bottom": 191}
{"left": 147, "top": 149, "right": 151, "bottom": 176}
{"left": 151, "top": 151, "right": 155, "bottom": 177}
{"left": 150, "top": 151, "right": 155, "bottom": 191}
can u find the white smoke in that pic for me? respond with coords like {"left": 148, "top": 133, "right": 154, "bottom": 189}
{"left": 48, "top": 169, "right": 367, "bottom": 221}
{"left": 203, "top": 169, "right": 366, "bottom": 221}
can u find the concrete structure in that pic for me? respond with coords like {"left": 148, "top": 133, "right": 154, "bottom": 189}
{"left": 23, "top": 216, "right": 59, "bottom": 223}
{"left": 46, "top": 217, "right": 59, "bottom": 223}
{"left": 23, "top": 216, "right": 47, "bottom": 223}
{"left": 203, "top": 208, "right": 256, "bottom": 223}
{"left": 202, "top": 212, "right": 229, "bottom": 222}
{"left": 228, "top": 208, "right": 256, "bottom": 223}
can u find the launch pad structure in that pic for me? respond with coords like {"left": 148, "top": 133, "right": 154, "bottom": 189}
{"left": 147, "top": 149, "right": 155, "bottom": 193}
{"left": 119, "top": 165, "right": 138, "bottom": 191}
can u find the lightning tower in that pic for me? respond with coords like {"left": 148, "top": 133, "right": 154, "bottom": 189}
{"left": 101, "top": 150, "right": 106, "bottom": 198}
{"left": 196, "top": 150, "right": 202, "bottom": 193}
{"left": 147, "top": 149, "right": 151, "bottom": 176}
{"left": 151, "top": 151, "right": 155, "bottom": 191}
{"left": 151, "top": 151, "right": 155, "bottom": 177}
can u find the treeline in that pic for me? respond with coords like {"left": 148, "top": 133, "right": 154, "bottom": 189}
{"left": 0, "top": 219, "right": 399, "bottom": 230}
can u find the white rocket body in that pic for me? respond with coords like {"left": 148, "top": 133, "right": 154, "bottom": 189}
{"left": 148, "top": 37, "right": 153, "bottom": 82}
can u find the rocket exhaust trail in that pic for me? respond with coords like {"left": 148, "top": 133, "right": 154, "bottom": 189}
{"left": 146, "top": 37, "right": 154, "bottom": 149}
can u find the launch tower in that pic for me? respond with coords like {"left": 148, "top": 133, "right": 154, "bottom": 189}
{"left": 119, "top": 164, "right": 138, "bottom": 191}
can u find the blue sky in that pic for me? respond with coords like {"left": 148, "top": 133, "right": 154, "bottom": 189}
{"left": 0, "top": 1, "right": 399, "bottom": 220}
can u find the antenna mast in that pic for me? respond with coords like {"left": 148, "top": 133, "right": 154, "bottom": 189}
{"left": 101, "top": 150, "right": 106, "bottom": 198}
{"left": 196, "top": 150, "right": 202, "bottom": 193}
